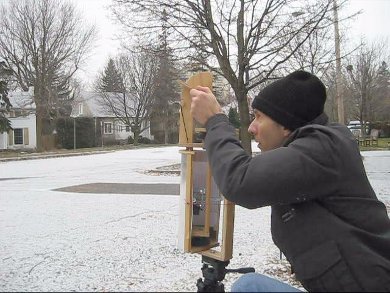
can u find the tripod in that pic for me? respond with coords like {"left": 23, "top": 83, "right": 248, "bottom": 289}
{"left": 196, "top": 255, "right": 255, "bottom": 292}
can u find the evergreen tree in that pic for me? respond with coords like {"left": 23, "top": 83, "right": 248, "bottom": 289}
{"left": 228, "top": 107, "right": 240, "bottom": 129}
{"left": 99, "top": 58, "right": 124, "bottom": 93}
{"left": 152, "top": 10, "right": 180, "bottom": 144}
{"left": 0, "top": 60, "right": 12, "bottom": 132}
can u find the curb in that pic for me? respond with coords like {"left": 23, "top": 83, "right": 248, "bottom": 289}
{"left": 0, "top": 151, "right": 112, "bottom": 162}
{"left": 145, "top": 169, "right": 181, "bottom": 176}
{"left": 1, "top": 152, "right": 181, "bottom": 177}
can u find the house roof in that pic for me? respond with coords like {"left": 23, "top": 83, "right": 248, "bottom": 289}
{"left": 8, "top": 88, "right": 35, "bottom": 109}
{"left": 72, "top": 91, "right": 137, "bottom": 118}
{"left": 71, "top": 91, "right": 111, "bottom": 117}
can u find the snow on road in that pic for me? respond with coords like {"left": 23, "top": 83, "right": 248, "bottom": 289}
{"left": 0, "top": 147, "right": 389, "bottom": 291}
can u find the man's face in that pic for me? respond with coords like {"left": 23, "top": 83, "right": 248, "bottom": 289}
{"left": 248, "top": 109, "right": 291, "bottom": 152}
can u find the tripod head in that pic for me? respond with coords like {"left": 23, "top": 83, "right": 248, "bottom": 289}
{"left": 196, "top": 256, "right": 255, "bottom": 292}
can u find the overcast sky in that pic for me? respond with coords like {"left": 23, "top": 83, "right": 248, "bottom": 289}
{"left": 70, "top": 0, "right": 390, "bottom": 85}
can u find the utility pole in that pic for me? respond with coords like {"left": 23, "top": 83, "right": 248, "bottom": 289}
{"left": 73, "top": 117, "right": 76, "bottom": 150}
{"left": 333, "top": 0, "right": 345, "bottom": 124}
{"left": 100, "top": 120, "right": 104, "bottom": 148}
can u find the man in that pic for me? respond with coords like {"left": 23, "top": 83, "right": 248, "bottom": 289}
{"left": 189, "top": 70, "right": 390, "bottom": 292}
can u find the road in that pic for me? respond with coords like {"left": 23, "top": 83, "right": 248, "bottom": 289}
{"left": 0, "top": 147, "right": 389, "bottom": 291}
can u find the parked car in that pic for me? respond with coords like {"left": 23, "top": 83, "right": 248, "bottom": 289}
{"left": 347, "top": 120, "right": 370, "bottom": 137}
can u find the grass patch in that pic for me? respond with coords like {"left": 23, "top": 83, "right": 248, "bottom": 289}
{"left": 359, "top": 137, "right": 390, "bottom": 151}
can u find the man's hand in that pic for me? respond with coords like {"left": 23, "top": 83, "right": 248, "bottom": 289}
{"left": 190, "top": 86, "right": 223, "bottom": 126}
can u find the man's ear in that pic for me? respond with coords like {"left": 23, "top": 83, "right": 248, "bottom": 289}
{"left": 282, "top": 127, "right": 291, "bottom": 138}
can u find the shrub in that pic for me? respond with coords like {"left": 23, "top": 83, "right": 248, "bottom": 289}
{"left": 371, "top": 121, "right": 390, "bottom": 137}
{"left": 138, "top": 136, "right": 152, "bottom": 144}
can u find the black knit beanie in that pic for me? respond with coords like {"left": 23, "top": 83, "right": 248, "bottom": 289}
{"left": 252, "top": 70, "right": 327, "bottom": 130}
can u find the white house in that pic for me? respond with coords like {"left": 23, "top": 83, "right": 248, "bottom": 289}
{"left": 0, "top": 87, "right": 37, "bottom": 150}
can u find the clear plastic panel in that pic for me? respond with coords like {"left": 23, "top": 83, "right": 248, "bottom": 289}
{"left": 192, "top": 150, "right": 222, "bottom": 246}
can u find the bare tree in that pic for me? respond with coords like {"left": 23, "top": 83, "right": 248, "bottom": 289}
{"left": 278, "top": 0, "right": 361, "bottom": 126}
{"left": 345, "top": 40, "right": 389, "bottom": 133}
{"left": 374, "top": 61, "right": 390, "bottom": 122}
{"left": 265, "top": 21, "right": 337, "bottom": 123}
{"left": 95, "top": 51, "right": 159, "bottom": 145}
{"left": 0, "top": 0, "right": 96, "bottom": 151}
{"left": 285, "top": 19, "right": 334, "bottom": 76}
{"left": 111, "top": 0, "right": 334, "bottom": 153}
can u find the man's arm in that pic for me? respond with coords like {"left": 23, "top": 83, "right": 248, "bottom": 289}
{"left": 205, "top": 114, "right": 339, "bottom": 208}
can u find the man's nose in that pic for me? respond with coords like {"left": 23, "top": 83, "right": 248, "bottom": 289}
{"left": 248, "top": 121, "right": 255, "bottom": 135}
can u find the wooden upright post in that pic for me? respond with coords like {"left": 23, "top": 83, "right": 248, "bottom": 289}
{"left": 177, "top": 72, "right": 235, "bottom": 262}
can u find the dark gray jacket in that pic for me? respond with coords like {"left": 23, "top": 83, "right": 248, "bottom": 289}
{"left": 204, "top": 113, "right": 390, "bottom": 292}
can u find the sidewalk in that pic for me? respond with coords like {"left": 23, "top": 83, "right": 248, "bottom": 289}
{"left": 0, "top": 144, "right": 163, "bottom": 162}
{"left": 0, "top": 149, "right": 112, "bottom": 162}
{"left": 0, "top": 146, "right": 181, "bottom": 175}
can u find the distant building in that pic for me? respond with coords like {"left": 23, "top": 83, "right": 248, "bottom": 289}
{"left": 0, "top": 87, "right": 37, "bottom": 150}
{"left": 71, "top": 91, "right": 152, "bottom": 146}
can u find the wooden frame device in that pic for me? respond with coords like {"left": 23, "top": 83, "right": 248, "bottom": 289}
{"left": 177, "top": 72, "right": 235, "bottom": 262}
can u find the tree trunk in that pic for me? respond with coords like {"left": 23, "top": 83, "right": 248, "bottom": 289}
{"left": 34, "top": 86, "right": 44, "bottom": 152}
{"left": 35, "top": 114, "right": 43, "bottom": 152}
{"left": 160, "top": 113, "right": 169, "bottom": 144}
{"left": 133, "top": 131, "right": 140, "bottom": 145}
{"left": 235, "top": 88, "right": 252, "bottom": 155}
{"left": 164, "top": 120, "right": 169, "bottom": 144}
{"left": 361, "top": 83, "right": 368, "bottom": 136}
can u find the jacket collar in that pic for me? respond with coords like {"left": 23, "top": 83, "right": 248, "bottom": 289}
{"left": 308, "top": 112, "right": 329, "bottom": 126}
{"left": 283, "top": 113, "right": 329, "bottom": 146}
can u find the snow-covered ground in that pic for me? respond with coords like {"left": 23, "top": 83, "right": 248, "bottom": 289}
{"left": 0, "top": 146, "right": 389, "bottom": 292}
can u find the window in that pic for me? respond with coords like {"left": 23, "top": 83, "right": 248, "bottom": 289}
{"left": 126, "top": 126, "right": 130, "bottom": 132}
{"left": 104, "top": 122, "right": 112, "bottom": 134}
{"left": 14, "top": 128, "right": 23, "bottom": 144}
